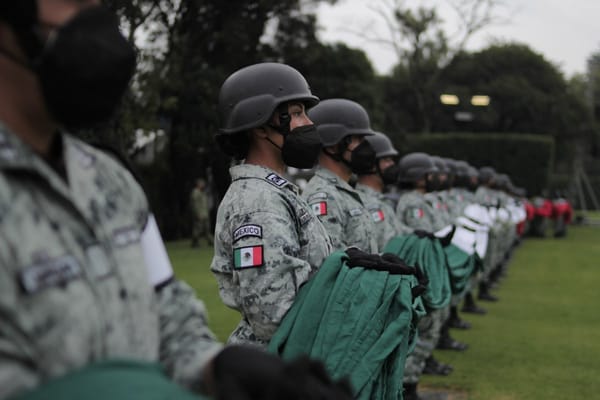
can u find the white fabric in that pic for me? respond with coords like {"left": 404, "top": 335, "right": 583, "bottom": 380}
{"left": 141, "top": 214, "right": 174, "bottom": 286}
{"left": 451, "top": 225, "right": 476, "bottom": 255}
{"left": 475, "top": 230, "right": 489, "bottom": 258}
{"left": 463, "top": 204, "right": 493, "bottom": 227}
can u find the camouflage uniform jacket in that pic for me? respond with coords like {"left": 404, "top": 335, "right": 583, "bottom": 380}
{"left": 475, "top": 186, "right": 498, "bottom": 208}
{"left": 302, "top": 167, "right": 379, "bottom": 253}
{"left": 395, "top": 190, "right": 439, "bottom": 232}
{"left": 355, "top": 183, "right": 411, "bottom": 249}
{"left": 424, "top": 191, "right": 453, "bottom": 229}
{"left": 0, "top": 125, "right": 222, "bottom": 399}
{"left": 211, "top": 164, "right": 332, "bottom": 347}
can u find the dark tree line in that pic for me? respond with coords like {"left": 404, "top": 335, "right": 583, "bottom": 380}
{"left": 97, "top": 1, "right": 599, "bottom": 237}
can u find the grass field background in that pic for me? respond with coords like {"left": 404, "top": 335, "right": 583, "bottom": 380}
{"left": 167, "top": 223, "right": 600, "bottom": 400}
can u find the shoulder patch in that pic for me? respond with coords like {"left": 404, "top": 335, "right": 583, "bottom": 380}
{"left": 407, "top": 208, "right": 424, "bottom": 219}
{"left": 19, "top": 255, "right": 82, "bottom": 294}
{"left": 307, "top": 192, "right": 328, "bottom": 202}
{"left": 311, "top": 201, "right": 328, "bottom": 216}
{"left": 265, "top": 173, "right": 287, "bottom": 187}
{"left": 348, "top": 208, "right": 363, "bottom": 217}
{"left": 233, "top": 224, "right": 263, "bottom": 242}
{"left": 299, "top": 209, "right": 312, "bottom": 226}
{"left": 371, "top": 209, "right": 385, "bottom": 223}
{"left": 233, "top": 245, "right": 263, "bottom": 269}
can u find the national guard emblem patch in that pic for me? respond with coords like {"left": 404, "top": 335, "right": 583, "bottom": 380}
{"left": 234, "top": 245, "right": 263, "bottom": 269}
{"left": 311, "top": 202, "right": 328, "bottom": 216}
{"left": 265, "top": 173, "right": 287, "bottom": 187}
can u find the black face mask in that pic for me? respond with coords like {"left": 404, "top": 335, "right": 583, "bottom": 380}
{"left": 380, "top": 163, "right": 400, "bottom": 185}
{"left": 346, "top": 140, "right": 376, "bottom": 175}
{"left": 3, "top": 6, "right": 136, "bottom": 130}
{"left": 425, "top": 174, "right": 440, "bottom": 192}
{"left": 281, "top": 124, "right": 322, "bottom": 169}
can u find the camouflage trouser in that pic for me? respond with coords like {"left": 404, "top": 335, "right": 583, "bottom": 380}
{"left": 191, "top": 217, "right": 213, "bottom": 246}
{"left": 482, "top": 226, "right": 501, "bottom": 281}
{"left": 403, "top": 307, "right": 446, "bottom": 384}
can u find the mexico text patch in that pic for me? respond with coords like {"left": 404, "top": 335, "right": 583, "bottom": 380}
{"left": 234, "top": 245, "right": 264, "bottom": 269}
{"left": 233, "top": 224, "right": 263, "bottom": 242}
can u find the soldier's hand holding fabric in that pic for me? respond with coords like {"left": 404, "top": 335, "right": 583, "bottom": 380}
{"left": 210, "top": 345, "right": 353, "bottom": 400}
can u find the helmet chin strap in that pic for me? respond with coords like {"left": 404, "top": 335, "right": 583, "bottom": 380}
{"left": 323, "top": 136, "right": 352, "bottom": 168}
{"left": 263, "top": 103, "right": 292, "bottom": 152}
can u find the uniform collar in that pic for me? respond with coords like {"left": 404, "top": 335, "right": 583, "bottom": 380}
{"left": 355, "top": 182, "right": 382, "bottom": 199}
{"left": 0, "top": 122, "right": 98, "bottom": 204}
{"left": 314, "top": 166, "right": 354, "bottom": 191}
{"left": 315, "top": 166, "right": 365, "bottom": 204}
{"left": 230, "top": 163, "right": 300, "bottom": 195}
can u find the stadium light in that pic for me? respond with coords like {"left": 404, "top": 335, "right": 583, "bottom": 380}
{"left": 440, "top": 94, "right": 460, "bottom": 105}
{"left": 471, "top": 95, "right": 490, "bottom": 106}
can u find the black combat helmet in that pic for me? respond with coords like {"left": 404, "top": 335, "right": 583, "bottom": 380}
{"left": 307, "top": 98, "right": 375, "bottom": 147}
{"left": 397, "top": 152, "right": 438, "bottom": 187}
{"left": 364, "top": 132, "right": 398, "bottom": 159}
{"left": 216, "top": 63, "right": 319, "bottom": 158}
{"left": 478, "top": 166, "right": 496, "bottom": 186}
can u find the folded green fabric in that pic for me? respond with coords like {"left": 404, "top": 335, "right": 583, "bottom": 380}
{"left": 268, "top": 250, "right": 418, "bottom": 400}
{"left": 11, "top": 360, "right": 206, "bottom": 400}
{"left": 444, "top": 244, "right": 480, "bottom": 296}
{"left": 383, "top": 235, "right": 452, "bottom": 310}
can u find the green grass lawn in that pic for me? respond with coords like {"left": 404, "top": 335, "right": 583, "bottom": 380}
{"left": 167, "top": 224, "right": 600, "bottom": 400}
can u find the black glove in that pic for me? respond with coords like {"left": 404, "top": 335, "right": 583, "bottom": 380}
{"left": 410, "top": 263, "right": 429, "bottom": 300}
{"left": 413, "top": 229, "right": 435, "bottom": 239}
{"left": 213, "top": 345, "right": 353, "bottom": 400}
{"left": 438, "top": 225, "right": 456, "bottom": 247}
{"left": 345, "top": 248, "right": 416, "bottom": 275}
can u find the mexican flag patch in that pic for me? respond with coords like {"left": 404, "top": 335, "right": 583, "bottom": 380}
{"left": 411, "top": 208, "right": 424, "bottom": 218}
{"left": 234, "top": 246, "right": 263, "bottom": 269}
{"left": 372, "top": 210, "right": 385, "bottom": 222}
{"left": 311, "top": 201, "right": 328, "bottom": 216}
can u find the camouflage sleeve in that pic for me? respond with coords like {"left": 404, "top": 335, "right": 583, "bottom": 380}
{"left": 307, "top": 195, "right": 347, "bottom": 251}
{"left": 212, "top": 209, "right": 315, "bottom": 343}
{"left": 156, "top": 279, "right": 223, "bottom": 393}
{"left": 396, "top": 200, "right": 434, "bottom": 232}
{"left": 0, "top": 246, "right": 39, "bottom": 399}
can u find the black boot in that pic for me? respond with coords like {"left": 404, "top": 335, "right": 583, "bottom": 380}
{"left": 448, "top": 306, "right": 471, "bottom": 329}
{"left": 403, "top": 383, "right": 421, "bottom": 400}
{"left": 436, "top": 324, "right": 469, "bottom": 351}
{"left": 462, "top": 292, "right": 487, "bottom": 314}
{"left": 478, "top": 281, "right": 499, "bottom": 302}
{"left": 423, "top": 355, "right": 453, "bottom": 376}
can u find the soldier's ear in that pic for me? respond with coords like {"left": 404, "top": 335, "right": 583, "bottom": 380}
{"left": 251, "top": 126, "right": 269, "bottom": 139}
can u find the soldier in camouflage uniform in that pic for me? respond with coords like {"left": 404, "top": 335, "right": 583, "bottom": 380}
{"left": 190, "top": 178, "right": 213, "bottom": 248}
{"left": 303, "top": 99, "right": 379, "bottom": 253}
{"left": 394, "top": 153, "right": 452, "bottom": 400}
{"left": 210, "top": 63, "right": 332, "bottom": 347}
{"left": 475, "top": 167, "right": 501, "bottom": 302}
{"left": 452, "top": 162, "right": 489, "bottom": 315}
{"left": 355, "top": 132, "right": 411, "bottom": 250}
{"left": 0, "top": 4, "right": 345, "bottom": 399}
{"left": 426, "top": 157, "right": 470, "bottom": 352}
